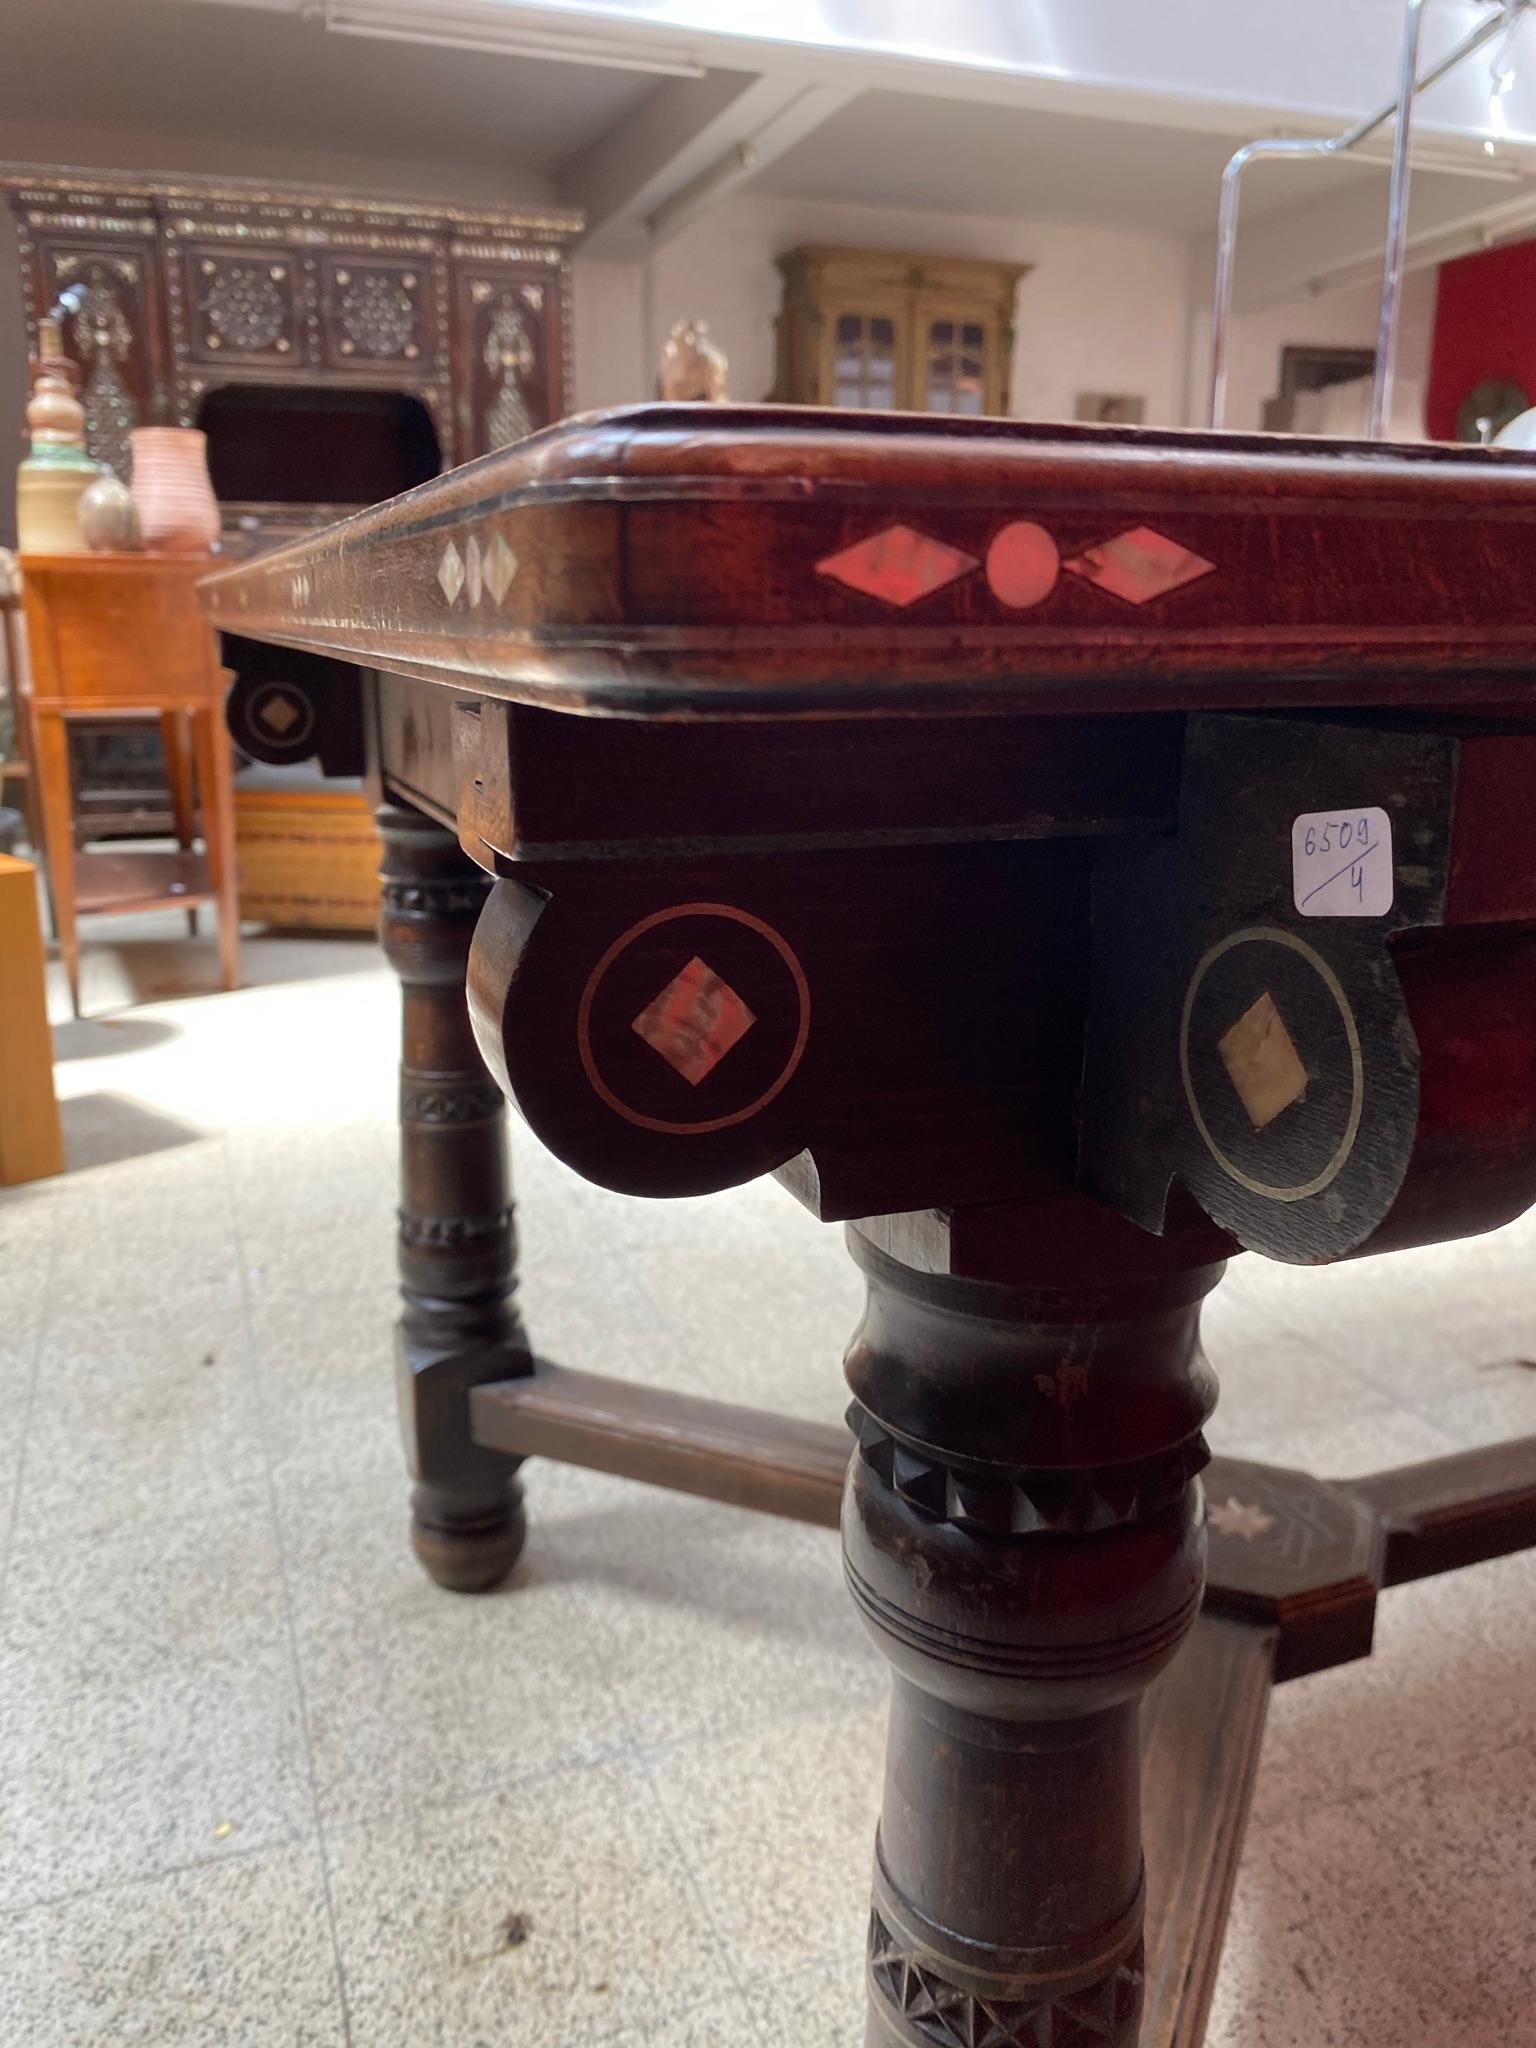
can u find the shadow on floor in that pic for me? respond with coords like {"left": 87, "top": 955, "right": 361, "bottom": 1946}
{"left": 51, "top": 1015, "right": 184, "bottom": 1061}
{"left": 60, "top": 1090, "right": 208, "bottom": 1171}
{"left": 48, "top": 927, "right": 382, "bottom": 1022}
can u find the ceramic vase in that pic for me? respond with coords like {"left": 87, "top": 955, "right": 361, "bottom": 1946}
{"left": 129, "top": 426, "right": 219, "bottom": 553}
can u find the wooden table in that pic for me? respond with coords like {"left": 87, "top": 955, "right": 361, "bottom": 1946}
{"left": 202, "top": 405, "right": 1536, "bottom": 2047}
{"left": 21, "top": 551, "right": 240, "bottom": 1016}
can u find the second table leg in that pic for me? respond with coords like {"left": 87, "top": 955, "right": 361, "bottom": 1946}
{"left": 378, "top": 801, "right": 531, "bottom": 1592}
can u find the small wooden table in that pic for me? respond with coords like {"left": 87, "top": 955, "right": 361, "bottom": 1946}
{"left": 20, "top": 551, "right": 239, "bottom": 1016}
{"left": 202, "top": 406, "right": 1536, "bottom": 2047}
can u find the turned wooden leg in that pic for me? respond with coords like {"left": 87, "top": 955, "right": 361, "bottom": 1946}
{"left": 32, "top": 708, "right": 80, "bottom": 1017}
{"left": 843, "top": 1203, "right": 1224, "bottom": 2048}
{"left": 161, "top": 709, "right": 199, "bottom": 936}
{"left": 377, "top": 802, "right": 531, "bottom": 1592}
{"left": 190, "top": 705, "right": 240, "bottom": 990}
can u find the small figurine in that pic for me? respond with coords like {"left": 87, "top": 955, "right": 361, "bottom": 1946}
{"left": 657, "top": 318, "right": 729, "bottom": 403}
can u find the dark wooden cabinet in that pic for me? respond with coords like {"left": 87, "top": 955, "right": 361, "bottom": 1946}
{"left": 8, "top": 172, "right": 581, "bottom": 497}
{"left": 6, "top": 170, "right": 581, "bottom": 874}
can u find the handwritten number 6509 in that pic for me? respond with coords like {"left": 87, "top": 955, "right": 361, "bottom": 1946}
{"left": 1303, "top": 816, "right": 1371, "bottom": 859}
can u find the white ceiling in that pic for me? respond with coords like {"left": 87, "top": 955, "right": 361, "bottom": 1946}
{"left": 0, "top": 0, "right": 657, "bottom": 187}
{"left": 8, "top": 0, "right": 1536, "bottom": 296}
{"left": 750, "top": 90, "right": 1391, "bottom": 236}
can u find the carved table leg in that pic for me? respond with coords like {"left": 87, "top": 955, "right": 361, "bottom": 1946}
{"left": 843, "top": 1204, "right": 1224, "bottom": 2048}
{"left": 378, "top": 802, "right": 531, "bottom": 1592}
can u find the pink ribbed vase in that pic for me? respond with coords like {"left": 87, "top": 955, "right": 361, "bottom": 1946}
{"left": 129, "top": 427, "right": 220, "bottom": 552}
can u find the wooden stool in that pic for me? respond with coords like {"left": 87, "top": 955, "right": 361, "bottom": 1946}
{"left": 20, "top": 552, "right": 239, "bottom": 1017}
{"left": 0, "top": 851, "right": 63, "bottom": 1185}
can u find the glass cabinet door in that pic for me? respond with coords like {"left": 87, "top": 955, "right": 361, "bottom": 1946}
{"left": 917, "top": 305, "right": 991, "bottom": 415}
{"left": 824, "top": 303, "right": 903, "bottom": 408}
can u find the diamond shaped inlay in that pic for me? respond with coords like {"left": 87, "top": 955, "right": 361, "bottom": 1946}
{"left": 632, "top": 955, "right": 756, "bottom": 1086}
{"left": 464, "top": 533, "right": 483, "bottom": 608}
{"left": 1063, "top": 525, "right": 1214, "bottom": 605}
{"left": 1217, "top": 989, "right": 1308, "bottom": 1131}
{"left": 817, "top": 524, "right": 978, "bottom": 607}
{"left": 485, "top": 531, "right": 518, "bottom": 605}
{"left": 437, "top": 540, "right": 465, "bottom": 606}
{"left": 259, "top": 691, "right": 301, "bottom": 736}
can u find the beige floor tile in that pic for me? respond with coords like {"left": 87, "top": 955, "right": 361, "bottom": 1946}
{"left": 41, "top": 1270, "right": 249, "bottom": 1374}
{"left": 748, "top": 1954, "right": 863, "bottom": 2048}
{"left": 1208, "top": 1791, "right": 1465, "bottom": 2047}
{"left": 247, "top": 1279, "right": 403, "bottom": 1486}
{"left": 324, "top": 1762, "right": 735, "bottom": 2048}
{"left": 1249, "top": 1546, "right": 1536, "bottom": 1831}
{"left": 0, "top": 1837, "right": 345, "bottom": 2047}
{"left": 1201, "top": 1281, "right": 1397, "bottom": 1449}
{"left": 278, "top": 1473, "right": 633, "bottom": 1826}
{"left": 1210, "top": 1396, "right": 1452, "bottom": 1476}
{"left": 1409, "top": 1365, "right": 1536, "bottom": 1453}
{"left": 48, "top": 1186, "right": 238, "bottom": 1293}
{"left": 606, "top": 1988, "right": 778, "bottom": 2047}
{"left": 1353, "top": 1730, "right": 1536, "bottom": 2007}
{"left": 0, "top": 1193, "right": 57, "bottom": 1354}
{"left": 557, "top": 1489, "right": 882, "bottom": 1754}
{"left": 1, "top": 1495, "right": 285, "bottom": 1688}
{"left": 648, "top": 1707, "right": 886, "bottom": 1982}
{"left": 12, "top": 1312, "right": 268, "bottom": 1548}
{"left": 1212, "top": 1719, "right": 1536, "bottom": 2044}
{"left": 0, "top": 1643, "right": 312, "bottom": 1909}
{"left": 241, "top": 1213, "right": 399, "bottom": 1299}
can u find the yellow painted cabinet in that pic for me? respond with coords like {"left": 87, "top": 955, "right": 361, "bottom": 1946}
{"left": 773, "top": 246, "right": 1026, "bottom": 416}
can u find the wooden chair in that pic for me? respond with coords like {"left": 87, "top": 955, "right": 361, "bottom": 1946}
{"left": 19, "top": 552, "right": 239, "bottom": 1016}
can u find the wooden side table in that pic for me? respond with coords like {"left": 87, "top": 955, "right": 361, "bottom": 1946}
{"left": 20, "top": 552, "right": 240, "bottom": 1016}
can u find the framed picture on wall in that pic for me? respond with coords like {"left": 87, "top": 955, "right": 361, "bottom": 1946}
{"left": 1074, "top": 392, "right": 1145, "bottom": 425}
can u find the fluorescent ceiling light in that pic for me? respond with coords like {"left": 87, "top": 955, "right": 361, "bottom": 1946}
{"left": 318, "top": 1, "right": 706, "bottom": 74}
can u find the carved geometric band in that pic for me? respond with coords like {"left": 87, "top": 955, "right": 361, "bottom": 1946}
{"left": 399, "top": 1078, "right": 506, "bottom": 1124}
{"left": 868, "top": 1911, "right": 1144, "bottom": 2048}
{"left": 381, "top": 878, "right": 491, "bottom": 916}
{"left": 849, "top": 1403, "right": 1208, "bottom": 1537}
{"left": 871, "top": 1841, "right": 1145, "bottom": 1997}
{"left": 397, "top": 1208, "right": 514, "bottom": 1250}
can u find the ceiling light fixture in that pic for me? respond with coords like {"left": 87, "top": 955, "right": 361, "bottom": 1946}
{"left": 316, "top": 1, "right": 706, "bottom": 75}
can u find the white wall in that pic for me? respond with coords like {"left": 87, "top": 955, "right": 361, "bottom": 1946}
{"left": 571, "top": 189, "right": 1439, "bottom": 440}
{"left": 573, "top": 192, "right": 1199, "bottom": 426}
{"left": 1189, "top": 267, "right": 1438, "bottom": 438}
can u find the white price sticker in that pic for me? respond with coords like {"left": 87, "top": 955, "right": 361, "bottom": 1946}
{"left": 1291, "top": 808, "right": 1393, "bottom": 917}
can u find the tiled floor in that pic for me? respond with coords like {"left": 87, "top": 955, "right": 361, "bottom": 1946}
{"left": 2, "top": 920, "right": 1535, "bottom": 2046}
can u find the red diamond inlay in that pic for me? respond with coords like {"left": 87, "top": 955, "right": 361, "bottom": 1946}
{"left": 632, "top": 956, "right": 756, "bottom": 1086}
{"left": 1063, "top": 525, "right": 1214, "bottom": 605}
{"left": 817, "top": 524, "right": 978, "bottom": 607}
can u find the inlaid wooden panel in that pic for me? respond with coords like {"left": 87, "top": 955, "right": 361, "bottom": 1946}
{"left": 182, "top": 243, "right": 302, "bottom": 366}
{"left": 24, "top": 229, "right": 165, "bottom": 479}
{"left": 453, "top": 265, "right": 561, "bottom": 457}
{"left": 318, "top": 254, "right": 432, "bottom": 373}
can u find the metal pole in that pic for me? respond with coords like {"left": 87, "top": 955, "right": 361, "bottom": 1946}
{"left": 1371, "top": 0, "right": 1428, "bottom": 436}
{"left": 1207, "top": 1, "right": 1523, "bottom": 431}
